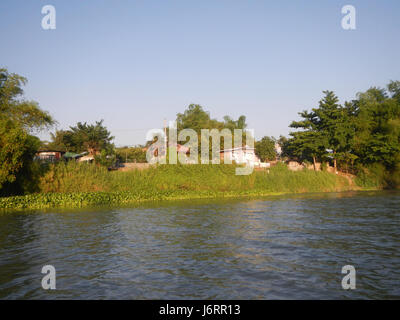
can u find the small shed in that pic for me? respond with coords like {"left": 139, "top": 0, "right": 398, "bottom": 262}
{"left": 35, "top": 150, "right": 65, "bottom": 162}
{"left": 78, "top": 155, "right": 95, "bottom": 163}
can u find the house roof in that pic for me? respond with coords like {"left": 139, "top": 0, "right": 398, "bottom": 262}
{"left": 37, "top": 150, "right": 65, "bottom": 153}
{"left": 220, "top": 146, "right": 255, "bottom": 153}
{"left": 63, "top": 151, "right": 88, "bottom": 159}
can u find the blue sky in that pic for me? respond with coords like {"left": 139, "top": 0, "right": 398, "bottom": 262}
{"left": 1, "top": 0, "right": 399, "bottom": 146}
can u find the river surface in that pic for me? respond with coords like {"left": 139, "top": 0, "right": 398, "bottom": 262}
{"left": 0, "top": 191, "right": 399, "bottom": 299}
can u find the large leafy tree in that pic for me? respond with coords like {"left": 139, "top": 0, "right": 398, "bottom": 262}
{"left": 0, "top": 119, "right": 30, "bottom": 188}
{"left": 176, "top": 104, "right": 248, "bottom": 134}
{"left": 44, "top": 130, "right": 70, "bottom": 151}
{"left": 313, "top": 91, "right": 357, "bottom": 171}
{"left": 0, "top": 68, "right": 54, "bottom": 132}
{"left": 49, "top": 120, "right": 114, "bottom": 155}
{"left": 176, "top": 104, "right": 215, "bottom": 133}
{"left": 286, "top": 82, "right": 400, "bottom": 184}
{"left": 175, "top": 104, "right": 249, "bottom": 160}
{"left": 0, "top": 68, "right": 54, "bottom": 194}
{"left": 255, "top": 136, "right": 276, "bottom": 162}
{"left": 354, "top": 86, "right": 400, "bottom": 169}
{"left": 288, "top": 109, "right": 327, "bottom": 169}
{"left": 288, "top": 91, "right": 357, "bottom": 171}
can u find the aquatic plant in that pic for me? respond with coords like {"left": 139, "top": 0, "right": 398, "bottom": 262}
{"left": 0, "top": 162, "right": 354, "bottom": 210}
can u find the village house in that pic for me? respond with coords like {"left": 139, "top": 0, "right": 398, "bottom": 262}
{"left": 78, "top": 154, "right": 95, "bottom": 163}
{"left": 35, "top": 150, "right": 65, "bottom": 162}
{"left": 219, "top": 145, "right": 261, "bottom": 167}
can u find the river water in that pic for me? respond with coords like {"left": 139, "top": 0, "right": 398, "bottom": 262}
{"left": 0, "top": 191, "right": 399, "bottom": 299}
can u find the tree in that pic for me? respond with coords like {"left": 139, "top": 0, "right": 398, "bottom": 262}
{"left": 0, "top": 68, "right": 54, "bottom": 132}
{"left": 286, "top": 82, "right": 400, "bottom": 183}
{"left": 43, "top": 130, "right": 70, "bottom": 151}
{"left": 0, "top": 119, "right": 29, "bottom": 189}
{"left": 255, "top": 136, "right": 276, "bottom": 162}
{"left": 313, "top": 91, "right": 349, "bottom": 171}
{"left": 50, "top": 120, "right": 114, "bottom": 155}
{"left": 288, "top": 109, "right": 327, "bottom": 169}
{"left": 288, "top": 91, "right": 357, "bottom": 171}
{"left": 0, "top": 120, "right": 41, "bottom": 195}
{"left": 354, "top": 87, "right": 400, "bottom": 169}
{"left": 176, "top": 104, "right": 249, "bottom": 158}
{"left": 176, "top": 104, "right": 214, "bottom": 133}
{"left": 0, "top": 68, "right": 54, "bottom": 195}
{"left": 95, "top": 146, "right": 117, "bottom": 168}
{"left": 388, "top": 80, "right": 400, "bottom": 102}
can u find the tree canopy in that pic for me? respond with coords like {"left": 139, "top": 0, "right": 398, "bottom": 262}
{"left": 46, "top": 120, "right": 114, "bottom": 155}
{"left": 284, "top": 81, "right": 400, "bottom": 184}
{"left": 0, "top": 68, "right": 54, "bottom": 132}
{"left": 255, "top": 136, "right": 276, "bottom": 162}
{"left": 0, "top": 68, "right": 54, "bottom": 194}
{"left": 176, "top": 104, "right": 247, "bottom": 134}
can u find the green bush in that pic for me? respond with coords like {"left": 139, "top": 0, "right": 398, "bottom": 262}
{"left": 355, "top": 163, "right": 388, "bottom": 189}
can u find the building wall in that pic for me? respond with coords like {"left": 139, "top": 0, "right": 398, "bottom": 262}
{"left": 36, "top": 152, "right": 62, "bottom": 161}
{"left": 221, "top": 149, "right": 260, "bottom": 166}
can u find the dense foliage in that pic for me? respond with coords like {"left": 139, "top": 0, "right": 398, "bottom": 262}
{"left": 284, "top": 82, "right": 400, "bottom": 187}
{"left": 1, "top": 67, "right": 399, "bottom": 201}
{"left": 45, "top": 120, "right": 114, "bottom": 155}
{"left": 255, "top": 136, "right": 277, "bottom": 161}
{"left": 176, "top": 104, "right": 247, "bottom": 133}
{"left": 116, "top": 147, "right": 147, "bottom": 163}
{"left": 0, "top": 68, "right": 54, "bottom": 195}
{"left": 175, "top": 104, "right": 250, "bottom": 152}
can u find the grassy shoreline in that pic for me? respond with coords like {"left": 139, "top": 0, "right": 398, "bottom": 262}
{"left": 0, "top": 161, "right": 373, "bottom": 211}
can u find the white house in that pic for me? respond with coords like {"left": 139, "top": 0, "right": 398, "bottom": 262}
{"left": 219, "top": 146, "right": 261, "bottom": 167}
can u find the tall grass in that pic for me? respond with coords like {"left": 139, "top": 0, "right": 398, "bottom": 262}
{"left": 0, "top": 161, "right": 353, "bottom": 210}
{"left": 39, "top": 162, "right": 350, "bottom": 193}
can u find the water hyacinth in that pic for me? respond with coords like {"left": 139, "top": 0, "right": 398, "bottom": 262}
{"left": 0, "top": 162, "right": 354, "bottom": 211}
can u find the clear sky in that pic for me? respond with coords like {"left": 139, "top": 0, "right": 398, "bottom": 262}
{"left": 1, "top": 0, "right": 399, "bottom": 146}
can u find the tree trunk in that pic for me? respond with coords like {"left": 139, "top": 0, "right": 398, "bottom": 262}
{"left": 312, "top": 156, "right": 316, "bottom": 171}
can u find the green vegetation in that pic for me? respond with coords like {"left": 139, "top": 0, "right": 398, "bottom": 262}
{"left": 174, "top": 104, "right": 249, "bottom": 151}
{"left": 0, "top": 162, "right": 352, "bottom": 210}
{"left": 255, "top": 136, "right": 277, "bottom": 161}
{"left": 43, "top": 120, "right": 116, "bottom": 166}
{"left": 0, "top": 67, "right": 398, "bottom": 210}
{"left": 0, "top": 68, "right": 54, "bottom": 196}
{"left": 116, "top": 146, "right": 147, "bottom": 163}
{"left": 45, "top": 120, "right": 114, "bottom": 154}
{"left": 284, "top": 83, "right": 400, "bottom": 187}
{"left": 176, "top": 104, "right": 247, "bottom": 133}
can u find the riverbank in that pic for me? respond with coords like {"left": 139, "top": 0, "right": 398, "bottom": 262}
{"left": 0, "top": 161, "right": 372, "bottom": 210}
